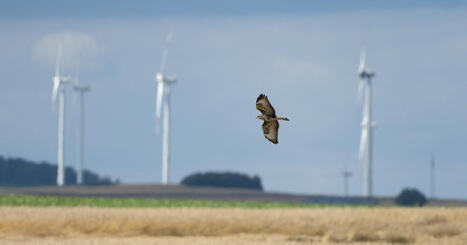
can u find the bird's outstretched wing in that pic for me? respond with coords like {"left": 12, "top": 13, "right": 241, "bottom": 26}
{"left": 256, "top": 94, "right": 276, "bottom": 117}
{"left": 262, "top": 120, "right": 279, "bottom": 144}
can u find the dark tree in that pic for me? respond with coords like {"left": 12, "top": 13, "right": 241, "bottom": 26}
{"left": 181, "top": 171, "right": 263, "bottom": 191}
{"left": 395, "top": 187, "right": 428, "bottom": 206}
{"left": 0, "top": 156, "right": 115, "bottom": 186}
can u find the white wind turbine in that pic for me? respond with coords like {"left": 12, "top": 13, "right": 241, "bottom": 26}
{"left": 155, "top": 32, "right": 177, "bottom": 185}
{"left": 357, "top": 47, "right": 377, "bottom": 198}
{"left": 52, "top": 44, "right": 72, "bottom": 187}
{"left": 73, "top": 58, "right": 90, "bottom": 185}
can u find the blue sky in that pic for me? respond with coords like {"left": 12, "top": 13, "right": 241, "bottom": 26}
{"left": 2, "top": 1, "right": 465, "bottom": 18}
{"left": 1, "top": 1, "right": 467, "bottom": 199}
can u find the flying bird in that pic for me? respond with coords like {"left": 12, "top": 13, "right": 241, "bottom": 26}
{"left": 256, "top": 94, "right": 289, "bottom": 144}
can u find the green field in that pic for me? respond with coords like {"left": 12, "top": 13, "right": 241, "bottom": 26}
{"left": 0, "top": 194, "right": 335, "bottom": 208}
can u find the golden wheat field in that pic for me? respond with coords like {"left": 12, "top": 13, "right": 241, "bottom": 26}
{"left": 1, "top": 207, "right": 467, "bottom": 245}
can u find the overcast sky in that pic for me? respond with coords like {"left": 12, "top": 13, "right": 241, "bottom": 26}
{"left": 1, "top": 0, "right": 467, "bottom": 199}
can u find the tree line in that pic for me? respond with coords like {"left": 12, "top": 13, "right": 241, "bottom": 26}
{"left": 0, "top": 156, "right": 116, "bottom": 186}
{"left": 181, "top": 171, "right": 263, "bottom": 191}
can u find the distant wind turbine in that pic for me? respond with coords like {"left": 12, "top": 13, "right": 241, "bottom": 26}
{"left": 73, "top": 58, "right": 90, "bottom": 185}
{"left": 357, "top": 47, "right": 377, "bottom": 197}
{"left": 155, "top": 32, "right": 177, "bottom": 185}
{"left": 430, "top": 153, "right": 436, "bottom": 199}
{"left": 342, "top": 167, "right": 352, "bottom": 197}
{"left": 51, "top": 44, "right": 72, "bottom": 187}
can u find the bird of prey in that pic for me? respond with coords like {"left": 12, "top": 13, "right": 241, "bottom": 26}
{"left": 256, "top": 94, "right": 289, "bottom": 144}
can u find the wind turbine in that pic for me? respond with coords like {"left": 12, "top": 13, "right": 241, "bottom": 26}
{"left": 155, "top": 32, "right": 177, "bottom": 185}
{"left": 52, "top": 44, "right": 72, "bottom": 187}
{"left": 430, "top": 153, "right": 436, "bottom": 199}
{"left": 342, "top": 167, "right": 352, "bottom": 197}
{"left": 73, "top": 58, "right": 90, "bottom": 185}
{"left": 357, "top": 47, "right": 377, "bottom": 197}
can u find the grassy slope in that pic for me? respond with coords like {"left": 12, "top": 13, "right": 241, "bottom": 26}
{"left": 0, "top": 194, "right": 339, "bottom": 208}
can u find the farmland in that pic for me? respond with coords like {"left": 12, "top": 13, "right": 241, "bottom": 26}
{"left": 1, "top": 186, "right": 467, "bottom": 244}
{"left": 1, "top": 201, "right": 467, "bottom": 244}
{"left": 0, "top": 194, "right": 323, "bottom": 208}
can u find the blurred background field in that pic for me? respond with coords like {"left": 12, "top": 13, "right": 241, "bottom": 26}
{"left": 1, "top": 205, "right": 467, "bottom": 244}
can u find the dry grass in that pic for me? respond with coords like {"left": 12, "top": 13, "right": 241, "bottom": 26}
{"left": 1, "top": 207, "right": 467, "bottom": 244}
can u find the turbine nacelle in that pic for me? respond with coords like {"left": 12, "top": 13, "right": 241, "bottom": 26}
{"left": 358, "top": 68, "right": 375, "bottom": 79}
{"left": 156, "top": 72, "right": 164, "bottom": 83}
{"left": 165, "top": 75, "right": 177, "bottom": 84}
{"left": 360, "top": 121, "right": 379, "bottom": 128}
{"left": 357, "top": 47, "right": 375, "bottom": 101}
{"left": 155, "top": 72, "right": 177, "bottom": 129}
{"left": 74, "top": 84, "right": 91, "bottom": 92}
{"left": 53, "top": 76, "right": 61, "bottom": 85}
{"left": 71, "top": 72, "right": 90, "bottom": 106}
{"left": 156, "top": 72, "right": 177, "bottom": 84}
{"left": 357, "top": 47, "right": 375, "bottom": 80}
{"left": 52, "top": 75, "right": 72, "bottom": 103}
{"left": 61, "top": 76, "right": 72, "bottom": 83}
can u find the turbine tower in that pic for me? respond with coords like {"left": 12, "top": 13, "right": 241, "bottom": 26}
{"left": 430, "top": 153, "right": 436, "bottom": 199}
{"left": 357, "top": 48, "right": 377, "bottom": 197}
{"left": 155, "top": 32, "right": 177, "bottom": 185}
{"left": 51, "top": 44, "right": 72, "bottom": 187}
{"left": 73, "top": 59, "right": 90, "bottom": 185}
{"left": 342, "top": 167, "right": 352, "bottom": 197}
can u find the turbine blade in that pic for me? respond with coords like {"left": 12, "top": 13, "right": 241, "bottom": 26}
{"left": 359, "top": 99, "right": 370, "bottom": 163}
{"left": 358, "top": 47, "right": 366, "bottom": 72}
{"left": 75, "top": 54, "right": 81, "bottom": 86}
{"left": 72, "top": 57, "right": 81, "bottom": 106}
{"left": 52, "top": 77, "right": 60, "bottom": 104}
{"left": 358, "top": 127, "right": 368, "bottom": 163}
{"left": 159, "top": 31, "right": 173, "bottom": 74}
{"left": 155, "top": 80, "right": 164, "bottom": 132}
{"left": 52, "top": 44, "right": 63, "bottom": 104}
{"left": 55, "top": 43, "right": 63, "bottom": 78}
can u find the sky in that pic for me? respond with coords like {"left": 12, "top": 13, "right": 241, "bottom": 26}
{"left": 1, "top": 1, "right": 467, "bottom": 199}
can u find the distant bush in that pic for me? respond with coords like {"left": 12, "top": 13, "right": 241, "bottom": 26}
{"left": 181, "top": 171, "right": 263, "bottom": 191}
{"left": 0, "top": 156, "right": 117, "bottom": 186}
{"left": 395, "top": 187, "right": 427, "bottom": 206}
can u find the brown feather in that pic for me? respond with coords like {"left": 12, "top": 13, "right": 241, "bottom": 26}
{"left": 262, "top": 121, "right": 279, "bottom": 144}
{"left": 256, "top": 94, "right": 276, "bottom": 117}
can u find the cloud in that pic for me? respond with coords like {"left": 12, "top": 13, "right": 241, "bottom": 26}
{"left": 32, "top": 31, "right": 102, "bottom": 73}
